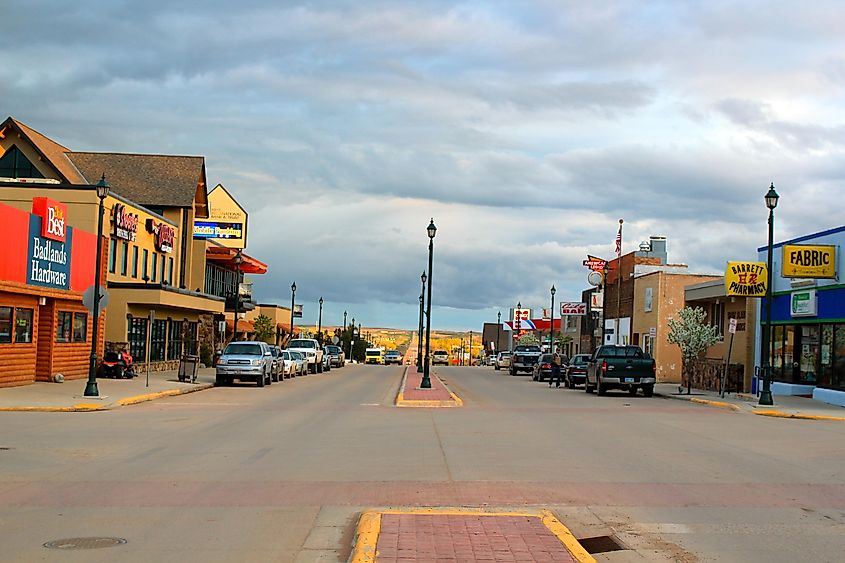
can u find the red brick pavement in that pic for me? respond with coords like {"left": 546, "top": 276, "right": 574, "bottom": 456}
{"left": 402, "top": 369, "right": 455, "bottom": 402}
{"left": 375, "top": 514, "right": 577, "bottom": 562}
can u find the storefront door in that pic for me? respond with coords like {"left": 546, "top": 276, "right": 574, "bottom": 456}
{"left": 797, "top": 325, "right": 820, "bottom": 384}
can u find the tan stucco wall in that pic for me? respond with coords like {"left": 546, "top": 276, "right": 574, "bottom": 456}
{"left": 0, "top": 187, "right": 98, "bottom": 232}
{"left": 244, "top": 305, "right": 292, "bottom": 326}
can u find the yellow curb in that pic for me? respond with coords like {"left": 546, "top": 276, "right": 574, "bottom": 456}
{"left": 394, "top": 366, "right": 463, "bottom": 408}
{"left": 116, "top": 384, "right": 213, "bottom": 407}
{"left": 349, "top": 507, "right": 595, "bottom": 563}
{"left": 690, "top": 398, "right": 741, "bottom": 411}
{"left": 753, "top": 410, "right": 845, "bottom": 421}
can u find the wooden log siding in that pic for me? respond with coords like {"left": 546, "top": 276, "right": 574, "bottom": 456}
{"left": 37, "top": 299, "right": 102, "bottom": 382}
{"left": 0, "top": 292, "right": 38, "bottom": 387}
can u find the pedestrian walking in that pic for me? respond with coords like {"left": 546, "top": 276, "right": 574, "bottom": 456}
{"left": 549, "top": 352, "right": 562, "bottom": 388}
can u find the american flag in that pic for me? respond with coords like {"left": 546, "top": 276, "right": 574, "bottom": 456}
{"left": 615, "top": 221, "right": 623, "bottom": 257}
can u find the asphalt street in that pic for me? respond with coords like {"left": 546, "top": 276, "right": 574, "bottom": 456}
{"left": 2, "top": 364, "right": 844, "bottom": 562}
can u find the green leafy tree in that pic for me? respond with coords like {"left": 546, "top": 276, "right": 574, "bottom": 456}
{"left": 516, "top": 333, "right": 540, "bottom": 346}
{"left": 253, "top": 314, "right": 275, "bottom": 344}
{"left": 667, "top": 306, "right": 720, "bottom": 394}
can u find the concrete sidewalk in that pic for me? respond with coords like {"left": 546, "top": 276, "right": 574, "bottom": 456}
{"left": 0, "top": 368, "right": 217, "bottom": 412}
{"left": 655, "top": 383, "right": 845, "bottom": 420}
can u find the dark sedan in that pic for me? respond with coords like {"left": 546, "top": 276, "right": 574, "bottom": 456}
{"left": 565, "top": 354, "right": 591, "bottom": 388}
{"left": 532, "top": 353, "right": 555, "bottom": 382}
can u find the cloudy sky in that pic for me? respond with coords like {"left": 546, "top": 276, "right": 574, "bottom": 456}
{"left": 4, "top": 1, "right": 845, "bottom": 330}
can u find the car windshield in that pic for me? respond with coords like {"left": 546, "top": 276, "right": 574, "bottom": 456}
{"left": 515, "top": 345, "right": 541, "bottom": 352}
{"left": 281, "top": 351, "right": 290, "bottom": 359}
{"left": 366, "top": 350, "right": 381, "bottom": 356}
{"left": 289, "top": 340, "right": 316, "bottom": 349}
{"left": 386, "top": 351, "right": 399, "bottom": 356}
{"left": 326, "top": 346, "right": 340, "bottom": 353}
{"left": 289, "top": 351, "right": 302, "bottom": 359}
{"left": 499, "top": 352, "right": 512, "bottom": 357}
{"left": 573, "top": 355, "right": 589, "bottom": 365}
{"left": 434, "top": 351, "right": 447, "bottom": 356}
{"left": 224, "top": 343, "right": 262, "bottom": 356}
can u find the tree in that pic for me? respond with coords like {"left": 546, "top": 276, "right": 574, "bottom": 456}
{"left": 253, "top": 314, "right": 275, "bottom": 344}
{"left": 667, "top": 306, "right": 720, "bottom": 394}
{"left": 515, "top": 332, "right": 540, "bottom": 346}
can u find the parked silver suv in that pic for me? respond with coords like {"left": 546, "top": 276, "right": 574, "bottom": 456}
{"left": 215, "top": 341, "right": 274, "bottom": 387}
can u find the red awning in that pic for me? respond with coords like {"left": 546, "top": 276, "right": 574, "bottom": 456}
{"left": 226, "top": 319, "right": 255, "bottom": 333}
{"left": 206, "top": 247, "right": 268, "bottom": 274}
{"left": 503, "top": 319, "right": 562, "bottom": 331}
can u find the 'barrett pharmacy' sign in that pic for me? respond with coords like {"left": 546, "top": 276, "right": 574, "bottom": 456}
{"left": 725, "top": 261, "right": 767, "bottom": 297}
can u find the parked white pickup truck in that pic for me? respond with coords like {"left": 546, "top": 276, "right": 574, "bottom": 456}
{"left": 287, "top": 338, "right": 324, "bottom": 373}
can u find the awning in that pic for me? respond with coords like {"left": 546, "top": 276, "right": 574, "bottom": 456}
{"left": 226, "top": 319, "right": 255, "bottom": 333}
{"left": 503, "top": 319, "right": 562, "bottom": 331}
{"left": 206, "top": 247, "right": 268, "bottom": 274}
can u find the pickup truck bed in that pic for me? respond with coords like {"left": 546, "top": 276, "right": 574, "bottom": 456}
{"left": 586, "top": 345, "right": 656, "bottom": 397}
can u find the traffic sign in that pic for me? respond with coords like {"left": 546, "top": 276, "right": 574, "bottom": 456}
{"left": 82, "top": 285, "right": 109, "bottom": 314}
{"left": 332, "top": 336, "right": 340, "bottom": 345}
{"left": 583, "top": 255, "right": 607, "bottom": 272}
{"left": 587, "top": 271, "right": 603, "bottom": 286}
{"left": 728, "top": 318, "right": 738, "bottom": 334}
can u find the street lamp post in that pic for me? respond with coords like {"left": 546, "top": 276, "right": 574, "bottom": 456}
{"left": 759, "top": 183, "right": 780, "bottom": 406}
{"left": 84, "top": 175, "right": 110, "bottom": 397}
{"left": 232, "top": 249, "right": 243, "bottom": 342}
{"left": 290, "top": 282, "right": 297, "bottom": 340}
{"left": 422, "top": 219, "right": 437, "bottom": 388}
{"left": 550, "top": 285, "right": 556, "bottom": 354}
{"left": 317, "top": 296, "right": 323, "bottom": 344}
{"left": 496, "top": 311, "right": 501, "bottom": 355}
{"left": 418, "top": 271, "right": 426, "bottom": 372}
{"left": 469, "top": 330, "right": 473, "bottom": 365}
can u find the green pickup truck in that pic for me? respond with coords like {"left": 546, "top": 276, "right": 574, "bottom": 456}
{"left": 585, "top": 345, "right": 656, "bottom": 397}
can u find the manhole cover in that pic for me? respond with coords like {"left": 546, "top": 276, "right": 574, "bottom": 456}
{"left": 44, "top": 537, "right": 127, "bottom": 550}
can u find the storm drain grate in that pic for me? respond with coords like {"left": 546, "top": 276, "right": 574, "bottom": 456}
{"left": 578, "top": 535, "right": 626, "bottom": 554}
{"left": 43, "top": 537, "right": 127, "bottom": 550}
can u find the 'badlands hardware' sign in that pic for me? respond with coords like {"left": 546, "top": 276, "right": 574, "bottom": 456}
{"left": 112, "top": 203, "right": 139, "bottom": 241}
{"left": 725, "top": 261, "right": 767, "bottom": 297}
{"left": 28, "top": 198, "right": 71, "bottom": 289}
{"left": 560, "top": 302, "right": 587, "bottom": 315}
{"left": 782, "top": 244, "right": 836, "bottom": 279}
{"left": 146, "top": 219, "right": 176, "bottom": 253}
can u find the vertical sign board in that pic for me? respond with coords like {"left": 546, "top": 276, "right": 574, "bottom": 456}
{"left": 725, "top": 261, "right": 768, "bottom": 297}
{"left": 791, "top": 289, "right": 817, "bottom": 317}
{"left": 27, "top": 198, "right": 71, "bottom": 290}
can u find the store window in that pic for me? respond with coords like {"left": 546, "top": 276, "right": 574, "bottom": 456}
{"left": 0, "top": 306, "right": 13, "bottom": 343}
{"left": 121, "top": 242, "right": 129, "bottom": 275}
{"left": 128, "top": 317, "right": 148, "bottom": 361}
{"left": 167, "top": 320, "right": 183, "bottom": 360}
{"left": 168, "top": 257, "right": 174, "bottom": 285}
{"left": 131, "top": 246, "right": 139, "bottom": 278}
{"left": 710, "top": 302, "right": 725, "bottom": 338}
{"left": 108, "top": 238, "right": 117, "bottom": 273}
{"left": 73, "top": 313, "right": 87, "bottom": 342}
{"left": 151, "top": 253, "right": 158, "bottom": 282}
{"left": 160, "top": 257, "right": 166, "bottom": 285}
{"left": 184, "top": 321, "right": 198, "bottom": 355}
{"left": 828, "top": 324, "right": 845, "bottom": 390}
{"left": 57, "top": 312, "right": 73, "bottom": 342}
{"left": 142, "top": 249, "right": 149, "bottom": 280}
{"left": 150, "top": 319, "right": 167, "bottom": 361}
{"left": 14, "top": 308, "right": 33, "bottom": 343}
{"left": 0, "top": 145, "right": 44, "bottom": 178}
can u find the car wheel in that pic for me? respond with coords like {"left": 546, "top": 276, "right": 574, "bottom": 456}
{"left": 643, "top": 385, "right": 654, "bottom": 398}
{"left": 257, "top": 370, "right": 265, "bottom": 387}
{"left": 628, "top": 386, "right": 638, "bottom": 396}
{"left": 215, "top": 375, "right": 224, "bottom": 387}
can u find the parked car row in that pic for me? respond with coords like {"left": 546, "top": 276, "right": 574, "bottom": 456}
{"left": 215, "top": 339, "right": 348, "bottom": 387}
{"left": 491, "top": 345, "right": 657, "bottom": 398}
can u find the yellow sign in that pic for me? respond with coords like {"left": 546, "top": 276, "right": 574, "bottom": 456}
{"left": 725, "top": 262, "right": 767, "bottom": 297}
{"left": 782, "top": 244, "right": 836, "bottom": 279}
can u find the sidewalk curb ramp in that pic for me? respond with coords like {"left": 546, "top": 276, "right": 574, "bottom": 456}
{"left": 349, "top": 507, "right": 595, "bottom": 563}
{"left": 395, "top": 366, "right": 463, "bottom": 407}
{"left": 0, "top": 382, "right": 213, "bottom": 412}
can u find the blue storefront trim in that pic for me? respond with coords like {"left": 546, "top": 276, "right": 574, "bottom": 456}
{"left": 764, "top": 285, "right": 845, "bottom": 324}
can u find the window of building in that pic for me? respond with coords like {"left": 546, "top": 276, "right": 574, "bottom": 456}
{"left": 184, "top": 321, "right": 198, "bottom": 355}
{"left": 151, "top": 253, "right": 158, "bottom": 282}
{"left": 150, "top": 319, "right": 167, "bottom": 362}
{"left": 57, "top": 311, "right": 73, "bottom": 342}
{"left": 120, "top": 242, "right": 129, "bottom": 275}
{"left": 14, "top": 308, "right": 33, "bottom": 343}
{"left": 73, "top": 312, "right": 87, "bottom": 342}
{"left": 108, "top": 238, "right": 117, "bottom": 273}
{"left": 565, "top": 316, "right": 578, "bottom": 332}
{"left": 0, "top": 306, "right": 13, "bottom": 343}
{"left": 128, "top": 316, "right": 148, "bottom": 360}
{"left": 160, "top": 257, "right": 166, "bottom": 285}
{"left": 204, "top": 263, "right": 239, "bottom": 298}
{"left": 0, "top": 145, "right": 44, "bottom": 178}
{"left": 131, "top": 246, "right": 138, "bottom": 278}
{"left": 168, "top": 257, "right": 174, "bottom": 285}
{"left": 710, "top": 302, "right": 725, "bottom": 337}
{"left": 142, "top": 249, "right": 149, "bottom": 280}
{"left": 167, "top": 320, "right": 183, "bottom": 360}
{"left": 828, "top": 324, "right": 845, "bottom": 390}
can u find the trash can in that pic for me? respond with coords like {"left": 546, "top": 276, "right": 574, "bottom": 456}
{"left": 178, "top": 354, "right": 200, "bottom": 383}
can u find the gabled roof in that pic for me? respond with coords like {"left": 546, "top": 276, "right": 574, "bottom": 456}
{"left": 0, "top": 117, "right": 87, "bottom": 183}
{"left": 67, "top": 152, "right": 209, "bottom": 216}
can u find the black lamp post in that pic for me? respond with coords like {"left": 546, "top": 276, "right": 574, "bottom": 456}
{"left": 232, "top": 249, "right": 243, "bottom": 342}
{"left": 496, "top": 310, "right": 501, "bottom": 355}
{"left": 317, "top": 296, "right": 323, "bottom": 344}
{"left": 343, "top": 310, "right": 348, "bottom": 355}
{"left": 418, "top": 271, "right": 426, "bottom": 372}
{"left": 550, "top": 285, "right": 556, "bottom": 354}
{"left": 351, "top": 317, "right": 356, "bottom": 359}
{"left": 759, "top": 183, "right": 780, "bottom": 406}
{"left": 469, "top": 330, "right": 473, "bottom": 365}
{"left": 290, "top": 282, "right": 297, "bottom": 340}
{"left": 422, "top": 219, "right": 437, "bottom": 388}
{"left": 84, "top": 174, "right": 110, "bottom": 397}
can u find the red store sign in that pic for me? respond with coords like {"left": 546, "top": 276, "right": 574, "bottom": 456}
{"left": 112, "top": 203, "right": 139, "bottom": 242}
{"left": 145, "top": 219, "right": 175, "bottom": 253}
{"left": 31, "top": 197, "right": 67, "bottom": 243}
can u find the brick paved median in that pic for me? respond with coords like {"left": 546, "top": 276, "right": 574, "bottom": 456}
{"left": 375, "top": 513, "right": 577, "bottom": 562}
{"left": 401, "top": 369, "right": 454, "bottom": 402}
